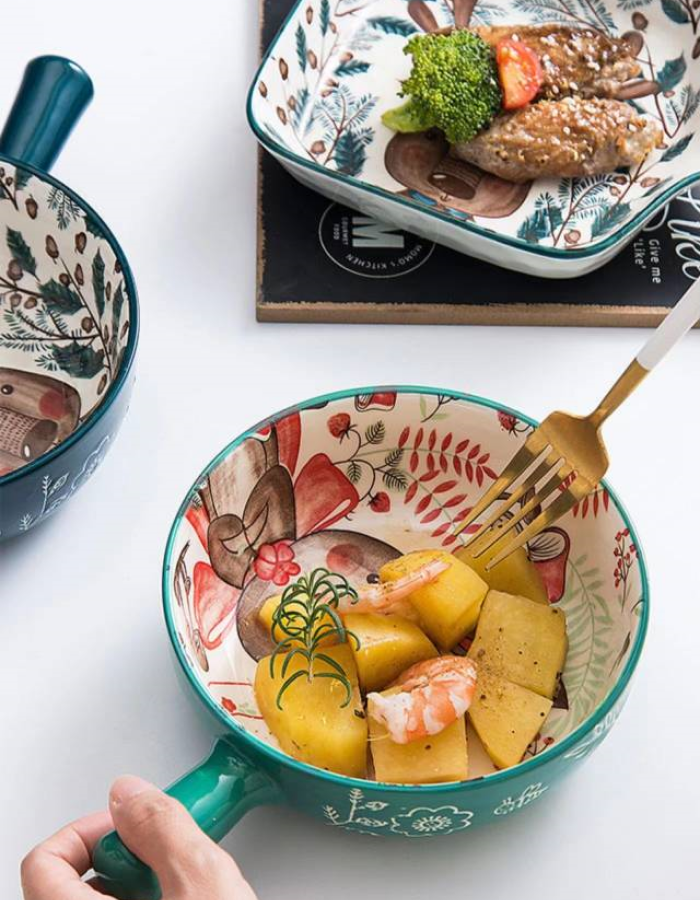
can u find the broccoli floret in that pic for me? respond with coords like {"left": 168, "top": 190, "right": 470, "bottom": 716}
{"left": 381, "top": 98, "right": 435, "bottom": 134}
{"left": 383, "top": 31, "right": 502, "bottom": 144}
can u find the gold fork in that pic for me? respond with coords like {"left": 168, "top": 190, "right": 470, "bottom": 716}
{"left": 456, "top": 277, "right": 700, "bottom": 570}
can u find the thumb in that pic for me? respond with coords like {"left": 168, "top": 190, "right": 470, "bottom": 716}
{"left": 109, "top": 775, "right": 248, "bottom": 897}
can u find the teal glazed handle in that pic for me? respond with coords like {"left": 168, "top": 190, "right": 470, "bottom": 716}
{"left": 0, "top": 55, "right": 93, "bottom": 171}
{"left": 92, "top": 738, "right": 279, "bottom": 900}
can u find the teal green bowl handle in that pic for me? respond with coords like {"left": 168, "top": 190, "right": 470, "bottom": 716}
{"left": 0, "top": 55, "right": 93, "bottom": 171}
{"left": 92, "top": 738, "right": 279, "bottom": 900}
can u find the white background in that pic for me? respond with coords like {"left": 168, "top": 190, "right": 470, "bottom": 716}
{"left": 1, "top": 2, "right": 699, "bottom": 897}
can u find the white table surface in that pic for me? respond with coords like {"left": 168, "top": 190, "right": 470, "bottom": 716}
{"left": 1, "top": 1, "right": 699, "bottom": 897}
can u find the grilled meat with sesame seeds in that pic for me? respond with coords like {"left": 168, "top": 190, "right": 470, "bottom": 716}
{"left": 474, "top": 24, "right": 642, "bottom": 99}
{"left": 452, "top": 97, "right": 663, "bottom": 182}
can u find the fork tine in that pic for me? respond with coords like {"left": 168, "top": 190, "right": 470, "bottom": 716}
{"left": 469, "top": 459, "right": 573, "bottom": 559}
{"left": 484, "top": 481, "right": 589, "bottom": 570}
{"left": 453, "top": 429, "right": 550, "bottom": 538}
{"left": 464, "top": 451, "right": 563, "bottom": 554}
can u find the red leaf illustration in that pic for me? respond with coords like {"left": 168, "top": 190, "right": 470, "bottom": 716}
{"left": 428, "top": 429, "right": 437, "bottom": 450}
{"left": 420, "top": 468, "right": 439, "bottom": 482}
{"left": 482, "top": 466, "right": 497, "bottom": 480}
{"left": 414, "top": 428, "right": 424, "bottom": 449}
{"left": 466, "top": 460, "right": 474, "bottom": 481}
{"left": 454, "top": 457, "right": 462, "bottom": 475}
{"left": 582, "top": 496, "right": 590, "bottom": 518}
{"left": 435, "top": 480, "right": 457, "bottom": 494}
{"left": 468, "top": 443, "right": 481, "bottom": 460}
{"left": 441, "top": 434, "right": 453, "bottom": 451}
{"left": 405, "top": 482, "right": 419, "bottom": 504}
{"left": 410, "top": 451, "right": 419, "bottom": 472}
{"left": 478, "top": 452, "right": 490, "bottom": 465}
{"left": 416, "top": 495, "right": 431, "bottom": 514}
{"left": 398, "top": 426, "right": 410, "bottom": 448}
{"left": 421, "top": 508, "right": 442, "bottom": 524}
{"left": 444, "top": 494, "right": 467, "bottom": 508}
{"left": 440, "top": 452, "right": 448, "bottom": 472}
{"left": 442, "top": 534, "right": 458, "bottom": 546}
{"left": 603, "top": 489, "right": 610, "bottom": 511}
{"left": 431, "top": 522, "right": 451, "bottom": 538}
{"left": 456, "top": 507, "right": 472, "bottom": 520}
{"left": 476, "top": 466, "right": 484, "bottom": 487}
{"left": 426, "top": 452, "right": 435, "bottom": 470}
{"left": 455, "top": 439, "right": 470, "bottom": 454}
{"left": 593, "top": 491, "right": 599, "bottom": 516}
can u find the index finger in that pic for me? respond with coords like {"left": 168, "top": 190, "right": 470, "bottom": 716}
{"left": 21, "top": 811, "right": 114, "bottom": 900}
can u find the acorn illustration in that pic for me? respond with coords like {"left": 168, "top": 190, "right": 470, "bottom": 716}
{"left": 46, "top": 235, "right": 59, "bottom": 259}
{"left": 258, "top": 81, "right": 268, "bottom": 98}
{"left": 641, "top": 176, "right": 660, "bottom": 188}
{"left": 330, "top": 21, "right": 337, "bottom": 32}
{"left": 75, "top": 232, "right": 87, "bottom": 254}
{"left": 340, "top": 51, "right": 354, "bottom": 62}
{"left": 307, "top": 50, "right": 318, "bottom": 69}
{"left": 564, "top": 229, "right": 581, "bottom": 245}
{"left": 613, "top": 175, "right": 628, "bottom": 186}
{"left": 59, "top": 272, "right": 70, "bottom": 286}
{"left": 277, "top": 107, "right": 288, "bottom": 125}
{"left": 311, "top": 140, "right": 326, "bottom": 155}
{"left": 24, "top": 297, "right": 37, "bottom": 309}
{"left": 75, "top": 263, "right": 84, "bottom": 285}
{"left": 81, "top": 316, "right": 94, "bottom": 332}
{"left": 288, "top": 96, "right": 297, "bottom": 110}
{"left": 279, "top": 58, "right": 289, "bottom": 80}
{"left": 25, "top": 197, "right": 38, "bottom": 219}
{"left": 632, "top": 12, "right": 648, "bottom": 30}
{"left": 306, "top": 5, "right": 313, "bottom": 23}
{"left": 7, "top": 259, "right": 23, "bottom": 281}
{"left": 115, "top": 259, "right": 122, "bottom": 274}
{"left": 97, "top": 374, "right": 108, "bottom": 395}
{"left": 9, "top": 292, "right": 21, "bottom": 309}
{"left": 5, "top": 176, "right": 13, "bottom": 187}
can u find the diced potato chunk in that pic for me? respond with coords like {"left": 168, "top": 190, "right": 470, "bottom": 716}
{"left": 254, "top": 644, "right": 367, "bottom": 778}
{"left": 258, "top": 594, "right": 282, "bottom": 637}
{"left": 343, "top": 613, "right": 437, "bottom": 692}
{"left": 468, "top": 671, "right": 552, "bottom": 769}
{"left": 369, "top": 694, "right": 468, "bottom": 784}
{"left": 258, "top": 594, "right": 336, "bottom": 647}
{"left": 379, "top": 550, "right": 488, "bottom": 651}
{"left": 455, "top": 545, "right": 549, "bottom": 605}
{"left": 468, "top": 590, "right": 567, "bottom": 698}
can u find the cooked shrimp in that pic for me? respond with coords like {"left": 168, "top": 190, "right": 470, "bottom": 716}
{"left": 338, "top": 557, "right": 449, "bottom": 615}
{"left": 368, "top": 656, "right": 478, "bottom": 744}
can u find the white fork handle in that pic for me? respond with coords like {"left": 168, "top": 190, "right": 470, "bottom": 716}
{"left": 637, "top": 276, "right": 700, "bottom": 371}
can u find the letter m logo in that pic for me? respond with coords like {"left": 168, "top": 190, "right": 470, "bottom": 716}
{"left": 351, "top": 216, "right": 405, "bottom": 249}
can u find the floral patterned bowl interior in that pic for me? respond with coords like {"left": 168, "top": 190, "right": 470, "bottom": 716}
{"left": 249, "top": 0, "right": 700, "bottom": 258}
{"left": 0, "top": 160, "right": 133, "bottom": 477}
{"left": 166, "top": 388, "right": 647, "bottom": 783}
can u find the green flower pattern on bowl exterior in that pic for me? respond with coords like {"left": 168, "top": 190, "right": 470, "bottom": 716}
{"left": 248, "top": 0, "right": 700, "bottom": 276}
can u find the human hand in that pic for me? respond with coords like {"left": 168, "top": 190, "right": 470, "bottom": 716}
{"left": 21, "top": 775, "right": 258, "bottom": 899}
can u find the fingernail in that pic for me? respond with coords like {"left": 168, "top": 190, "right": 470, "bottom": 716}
{"left": 110, "top": 775, "right": 154, "bottom": 808}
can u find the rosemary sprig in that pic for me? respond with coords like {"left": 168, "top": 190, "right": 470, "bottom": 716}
{"left": 270, "top": 568, "right": 360, "bottom": 710}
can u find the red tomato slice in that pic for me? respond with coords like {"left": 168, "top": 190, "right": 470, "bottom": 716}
{"left": 496, "top": 39, "right": 543, "bottom": 110}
